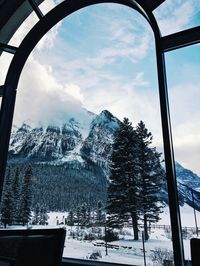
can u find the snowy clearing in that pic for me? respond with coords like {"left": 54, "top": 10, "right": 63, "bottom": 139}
{"left": 42, "top": 205, "right": 199, "bottom": 265}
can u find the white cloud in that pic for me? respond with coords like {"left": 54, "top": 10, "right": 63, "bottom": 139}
{"left": 64, "top": 83, "right": 84, "bottom": 102}
{"left": 37, "top": 3, "right": 153, "bottom": 82}
{"left": 95, "top": 32, "right": 151, "bottom": 64}
{"left": 155, "top": 0, "right": 200, "bottom": 35}
{"left": 13, "top": 55, "right": 85, "bottom": 127}
{"left": 36, "top": 22, "right": 62, "bottom": 51}
{"left": 97, "top": 9, "right": 153, "bottom": 63}
{"left": 168, "top": 83, "right": 200, "bottom": 174}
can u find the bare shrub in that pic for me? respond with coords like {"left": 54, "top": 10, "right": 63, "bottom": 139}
{"left": 151, "top": 248, "right": 174, "bottom": 266}
{"left": 88, "top": 250, "right": 102, "bottom": 260}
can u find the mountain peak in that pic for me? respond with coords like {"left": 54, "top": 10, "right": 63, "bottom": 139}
{"left": 100, "top": 110, "right": 114, "bottom": 119}
{"left": 91, "top": 110, "right": 120, "bottom": 131}
{"left": 19, "top": 123, "right": 32, "bottom": 132}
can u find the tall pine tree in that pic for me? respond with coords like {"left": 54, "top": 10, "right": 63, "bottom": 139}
{"left": 80, "top": 203, "right": 87, "bottom": 227}
{"left": 12, "top": 167, "right": 21, "bottom": 224}
{"left": 19, "top": 164, "right": 33, "bottom": 226}
{"left": 136, "top": 121, "right": 164, "bottom": 240}
{"left": 107, "top": 118, "right": 140, "bottom": 240}
{"left": 0, "top": 167, "right": 14, "bottom": 227}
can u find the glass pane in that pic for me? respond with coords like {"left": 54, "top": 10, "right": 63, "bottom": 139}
{"left": 39, "top": 0, "right": 57, "bottom": 15}
{"left": 154, "top": 0, "right": 200, "bottom": 36}
{"left": 165, "top": 44, "right": 200, "bottom": 262}
{"left": 0, "top": 53, "right": 13, "bottom": 85}
{"left": 2, "top": 3, "right": 174, "bottom": 266}
{"left": 8, "top": 11, "right": 38, "bottom": 47}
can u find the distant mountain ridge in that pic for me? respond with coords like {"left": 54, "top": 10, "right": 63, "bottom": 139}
{"left": 8, "top": 109, "right": 200, "bottom": 211}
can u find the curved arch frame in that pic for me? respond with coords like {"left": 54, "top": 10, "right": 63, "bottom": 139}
{"left": 0, "top": 1, "right": 185, "bottom": 265}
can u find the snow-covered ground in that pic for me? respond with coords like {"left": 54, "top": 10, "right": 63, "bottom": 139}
{"left": 42, "top": 205, "right": 199, "bottom": 265}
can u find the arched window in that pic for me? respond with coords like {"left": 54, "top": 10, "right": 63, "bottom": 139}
{"left": 0, "top": 1, "right": 199, "bottom": 265}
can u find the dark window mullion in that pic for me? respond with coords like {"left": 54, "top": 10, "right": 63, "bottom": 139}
{"left": 0, "top": 42, "right": 17, "bottom": 54}
{"left": 28, "top": 0, "right": 44, "bottom": 20}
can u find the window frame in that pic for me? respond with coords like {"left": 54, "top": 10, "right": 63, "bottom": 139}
{"left": 0, "top": 1, "right": 199, "bottom": 265}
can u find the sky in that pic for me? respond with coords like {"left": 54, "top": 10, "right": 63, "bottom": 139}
{"left": 0, "top": 0, "right": 200, "bottom": 174}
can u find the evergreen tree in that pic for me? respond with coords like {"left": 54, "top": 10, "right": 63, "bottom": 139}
{"left": 86, "top": 205, "right": 91, "bottom": 226}
{"left": 80, "top": 203, "right": 87, "bottom": 227}
{"left": 106, "top": 118, "right": 140, "bottom": 240}
{"left": 67, "top": 210, "right": 74, "bottom": 226}
{"left": 136, "top": 121, "right": 164, "bottom": 240}
{"left": 106, "top": 213, "right": 123, "bottom": 229}
{"left": 96, "top": 201, "right": 104, "bottom": 226}
{"left": 76, "top": 206, "right": 80, "bottom": 229}
{"left": 0, "top": 167, "right": 13, "bottom": 227}
{"left": 39, "top": 205, "right": 48, "bottom": 225}
{"left": 32, "top": 203, "right": 40, "bottom": 225}
{"left": 19, "top": 164, "right": 33, "bottom": 226}
{"left": 12, "top": 167, "right": 21, "bottom": 224}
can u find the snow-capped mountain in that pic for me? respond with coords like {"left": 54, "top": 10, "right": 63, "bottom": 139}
{"left": 9, "top": 110, "right": 120, "bottom": 176}
{"left": 8, "top": 109, "right": 200, "bottom": 211}
{"left": 9, "top": 109, "right": 95, "bottom": 161}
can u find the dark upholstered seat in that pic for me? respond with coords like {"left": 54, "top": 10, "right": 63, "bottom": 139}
{"left": 0, "top": 228, "right": 66, "bottom": 266}
{"left": 191, "top": 238, "right": 200, "bottom": 266}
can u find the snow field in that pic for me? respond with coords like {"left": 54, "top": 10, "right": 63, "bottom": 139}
{"left": 46, "top": 205, "right": 200, "bottom": 265}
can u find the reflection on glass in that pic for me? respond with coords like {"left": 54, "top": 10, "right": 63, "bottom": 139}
{"left": 166, "top": 44, "right": 200, "bottom": 261}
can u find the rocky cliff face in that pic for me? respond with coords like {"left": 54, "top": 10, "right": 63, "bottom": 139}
{"left": 10, "top": 120, "right": 84, "bottom": 161}
{"left": 80, "top": 110, "right": 120, "bottom": 176}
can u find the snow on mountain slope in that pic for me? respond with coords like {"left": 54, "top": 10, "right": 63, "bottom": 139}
{"left": 8, "top": 108, "right": 200, "bottom": 210}
{"left": 9, "top": 109, "right": 96, "bottom": 163}
{"left": 9, "top": 109, "right": 120, "bottom": 175}
{"left": 80, "top": 110, "right": 120, "bottom": 175}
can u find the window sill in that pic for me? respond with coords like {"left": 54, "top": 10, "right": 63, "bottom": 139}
{"left": 62, "top": 257, "right": 135, "bottom": 266}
